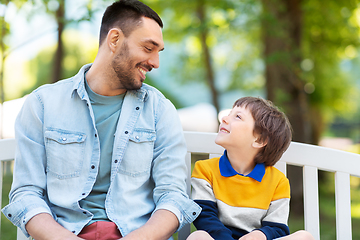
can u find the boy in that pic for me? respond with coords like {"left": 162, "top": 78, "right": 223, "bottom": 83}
{"left": 188, "top": 97, "right": 314, "bottom": 240}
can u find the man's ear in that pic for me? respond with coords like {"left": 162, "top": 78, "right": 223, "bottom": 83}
{"left": 252, "top": 137, "right": 267, "bottom": 149}
{"left": 107, "top": 28, "right": 124, "bottom": 53}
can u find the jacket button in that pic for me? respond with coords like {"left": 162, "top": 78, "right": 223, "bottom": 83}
{"left": 91, "top": 165, "right": 95, "bottom": 169}
{"left": 136, "top": 107, "right": 140, "bottom": 110}
{"left": 192, "top": 212, "right": 196, "bottom": 216}
{"left": 125, "top": 131, "right": 128, "bottom": 134}
{"left": 115, "top": 160, "right": 118, "bottom": 163}
{"left": 7, "top": 213, "right": 12, "bottom": 217}
{"left": 95, "top": 133, "right": 98, "bottom": 137}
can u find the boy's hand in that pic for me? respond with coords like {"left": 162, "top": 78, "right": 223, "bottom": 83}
{"left": 239, "top": 230, "right": 266, "bottom": 240}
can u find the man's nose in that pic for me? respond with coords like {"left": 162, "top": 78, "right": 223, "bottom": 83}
{"left": 148, "top": 52, "right": 160, "bottom": 69}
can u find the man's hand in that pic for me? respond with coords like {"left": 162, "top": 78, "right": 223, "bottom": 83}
{"left": 26, "top": 213, "right": 84, "bottom": 240}
{"left": 121, "top": 209, "right": 179, "bottom": 240}
{"left": 239, "top": 230, "right": 266, "bottom": 240}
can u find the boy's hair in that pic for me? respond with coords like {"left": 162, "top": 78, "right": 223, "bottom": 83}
{"left": 99, "top": 0, "right": 163, "bottom": 45}
{"left": 233, "top": 97, "right": 292, "bottom": 166}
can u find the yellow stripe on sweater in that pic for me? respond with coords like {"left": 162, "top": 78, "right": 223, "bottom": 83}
{"left": 192, "top": 158, "right": 290, "bottom": 209}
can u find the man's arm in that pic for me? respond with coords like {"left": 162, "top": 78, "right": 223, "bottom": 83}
{"left": 2, "top": 93, "right": 55, "bottom": 237}
{"left": 150, "top": 98, "right": 201, "bottom": 231}
{"left": 122, "top": 209, "right": 178, "bottom": 240}
{"left": 26, "top": 213, "right": 83, "bottom": 240}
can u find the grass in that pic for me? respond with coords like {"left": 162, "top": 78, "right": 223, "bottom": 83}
{"left": 1, "top": 173, "right": 17, "bottom": 240}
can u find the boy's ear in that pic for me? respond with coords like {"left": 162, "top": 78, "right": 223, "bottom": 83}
{"left": 252, "top": 138, "right": 267, "bottom": 149}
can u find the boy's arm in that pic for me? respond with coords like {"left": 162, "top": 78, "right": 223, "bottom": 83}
{"left": 193, "top": 199, "right": 234, "bottom": 240}
{"left": 192, "top": 161, "right": 234, "bottom": 240}
{"left": 256, "top": 176, "right": 291, "bottom": 239}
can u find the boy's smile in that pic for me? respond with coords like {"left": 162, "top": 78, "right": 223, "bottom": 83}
{"left": 219, "top": 127, "right": 229, "bottom": 133}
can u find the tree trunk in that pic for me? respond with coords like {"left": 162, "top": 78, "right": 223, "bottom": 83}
{"left": 262, "top": 0, "right": 310, "bottom": 215}
{"left": 197, "top": 0, "right": 220, "bottom": 114}
{"left": 52, "top": 0, "right": 65, "bottom": 83}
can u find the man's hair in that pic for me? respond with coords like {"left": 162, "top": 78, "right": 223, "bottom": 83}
{"left": 99, "top": 0, "right": 163, "bottom": 45}
{"left": 233, "top": 97, "right": 292, "bottom": 166}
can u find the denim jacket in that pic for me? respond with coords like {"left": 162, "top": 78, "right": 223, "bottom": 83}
{"left": 2, "top": 64, "right": 201, "bottom": 238}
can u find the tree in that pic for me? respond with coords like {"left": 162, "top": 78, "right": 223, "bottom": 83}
{"left": 13, "top": 0, "right": 97, "bottom": 83}
{"left": 261, "top": 0, "right": 360, "bottom": 214}
{"left": 145, "top": 0, "right": 262, "bottom": 114}
{"left": 35, "top": 0, "right": 97, "bottom": 83}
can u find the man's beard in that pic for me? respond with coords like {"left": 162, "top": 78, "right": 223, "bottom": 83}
{"left": 111, "top": 41, "right": 144, "bottom": 91}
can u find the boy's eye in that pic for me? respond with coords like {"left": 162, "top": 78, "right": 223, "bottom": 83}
{"left": 236, "top": 115, "right": 241, "bottom": 119}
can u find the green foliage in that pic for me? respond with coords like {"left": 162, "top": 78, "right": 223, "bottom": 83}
{"left": 143, "top": 0, "right": 263, "bottom": 92}
{"left": 1, "top": 173, "right": 17, "bottom": 240}
{"left": 301, "top": 0, "right": 360, "bottom": 121}
{"left": 20, "top": 29, "right": 98, "bottom": 97}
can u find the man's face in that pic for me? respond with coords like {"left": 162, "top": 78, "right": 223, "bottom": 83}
{"left": 111, "top": 17, "right": 164, "bottom": 90}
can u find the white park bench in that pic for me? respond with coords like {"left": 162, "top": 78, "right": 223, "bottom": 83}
{"left": 1, "top": 131, "right": 360, "bottom": 240}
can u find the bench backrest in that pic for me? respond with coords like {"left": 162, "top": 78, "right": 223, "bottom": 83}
{"left": 1, "top": 132, "right": 360, "bottom": 240}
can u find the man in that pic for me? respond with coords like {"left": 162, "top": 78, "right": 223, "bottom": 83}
{"left": 2, "top": 1, "right": 201, "bottom": 239}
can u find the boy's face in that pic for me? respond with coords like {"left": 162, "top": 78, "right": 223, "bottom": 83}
{"left": 215, "top": 105, "right": 258, "bottom": 151}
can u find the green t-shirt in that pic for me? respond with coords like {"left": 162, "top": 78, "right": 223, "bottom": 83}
{"left": 80, "top": 77, "right": 125, "bottom": 225}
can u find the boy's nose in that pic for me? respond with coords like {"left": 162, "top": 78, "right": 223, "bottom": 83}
{"left": 222, "top": 116, "right": 229, "bottom": 124}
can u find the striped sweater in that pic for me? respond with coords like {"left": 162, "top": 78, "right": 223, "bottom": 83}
{"left": 191, "top": 151, "right": 290, "bottom": 240}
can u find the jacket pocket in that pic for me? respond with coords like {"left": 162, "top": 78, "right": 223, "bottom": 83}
{"left": 119, "top": 129, "right": 156, "bottom": 177}
{"left": 45, "top": 129, "right": 86, "bottom": 179}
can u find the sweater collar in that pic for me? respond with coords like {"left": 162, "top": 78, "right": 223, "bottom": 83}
{"left": 219, "top": 150, "right": 265, "bottom": 182}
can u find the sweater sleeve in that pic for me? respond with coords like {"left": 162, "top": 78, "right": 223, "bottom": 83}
{"left": 257, "top": 221, "right": 290, "bottom": 240}
{"left": 192, "top": 161, "right": 234, "bottom": 240}
{"left": 256, "top": 174, "right": 291, "bottom": 239}
{"left": 194, "top": 200, "right": 234, "bottom": 240}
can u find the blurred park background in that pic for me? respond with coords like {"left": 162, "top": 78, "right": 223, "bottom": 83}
{"left": 1, "top": 0, "right": 360, "bottom": 239}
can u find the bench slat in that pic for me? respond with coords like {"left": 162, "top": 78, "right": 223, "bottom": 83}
{"left": 335, "top": 171, "right": 352, "bottom": 240}
{"left": 0, "top": 138, "right": 16, "bottom": 161}
{"left": 303, "top": 165, "right": 320, "bottom": 240}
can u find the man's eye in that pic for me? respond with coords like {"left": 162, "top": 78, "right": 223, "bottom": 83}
{"left": 145, "top": 47, "right": 152, "bottom": 52}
